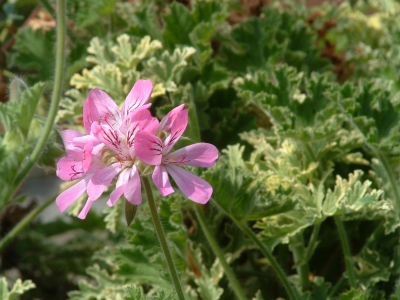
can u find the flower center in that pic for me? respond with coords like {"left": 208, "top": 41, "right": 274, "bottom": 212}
{"left": 100, "top": 148, "right": 120, "bottom": 166}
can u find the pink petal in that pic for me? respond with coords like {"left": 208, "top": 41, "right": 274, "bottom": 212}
{"left": 152, "top": 165, "right": 174, "bottom": 196}
{"left": 82, "top": 142, "right": 93, "bottom": 172}
{"left": 124, "top": 167, "right": 142, "bottom": 205}
{"left": 83, "top": 99, "right": 91, "bottom": 134}
{"left": 91, "top": 122, "right": 127, "bottom": 157}
{"left": 83, "top": 89, "right": 121, "bottom": 133}
{"left": 87, "top": 163, "right": 120, "bottom": 201}
{"left": 159, "top": 104, "right": 186, "bottom": 133}
{"left": 123, "top": 80, "right": 153, "bottom": 117}
{"left": 61, "top": 129, "right": 83, "bottom": 151}
{"left": 57, "top": 157, "right": 85, "bottom": 181}
{"left": 163, "top": 109, "right": 188, "bottom": 154}
{"left": 164, "top": 143, "right": 219, "bottom": 167}
{"left": 121, "top": 109, "right": 159, "bottom": 150}
{"left": 107, "top": 168, "right": 131, "bottom": 206}
{"left": 164, "top": 165, "right": 212, "bottom": 204}
{"left": 56, "top": 176, "right": 92, "bottom": 212}
{"left": 72, "top": 134, "right": 103, "bottom": 149}
{"left": 134, "top": 131, "right": 163, "bottom": 165}
{"left": 78, "top": 200, "right": 93, "bottom": 219}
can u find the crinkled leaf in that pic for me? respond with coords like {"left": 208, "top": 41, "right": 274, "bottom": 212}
{"left": 8, "top": 27, "right": 54, "bottom": 82}
{"left": 186, "top": 246, "right": 224, "bottom": 300}
{"left": 0, "top": 277, "right": 35, "bottom": 300}
{"left": 68, "top": 265, "right": 126, "bottom": 300}
{"left": 143, "top": 47, "right": 196, "bottom": 92}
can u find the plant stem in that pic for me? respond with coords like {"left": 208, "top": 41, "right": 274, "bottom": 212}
{"left": 194, "top": 205, "right": 247, "bottom": 300}
{"left": 375, "top": 150, "right": 400, "bottom": 215}
{"left": 238, "top": 222, "right": 302, "bottom": 300}
{"left": 12, "top": 0, "right": 66, "bottom": 193}
{"left": 0, "top": 195, "right": 55, "bottom": 253}
{"left": 142, "top": 176, "right": 185, "bottom": 300}
{"left": 289, "top": 233, "right": 310, "bottom": 291}
{"left": 328, "top": 276, "right": 346, "bottom": 298}
{"left": 334, "top": 215, "right": 357, "bottom": 289}
{"left": 305, "top": 222, "right": 321, "bottom": 262}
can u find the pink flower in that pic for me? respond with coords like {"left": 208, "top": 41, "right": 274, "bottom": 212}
{"left": 56, "top": 80, "right": 157, "bottom": 219}
{"left": 134, "top": 105, "right": 219, "bottom": 204}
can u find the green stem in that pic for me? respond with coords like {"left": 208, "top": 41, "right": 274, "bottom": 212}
{"left": 12, "top": 0, "right": 66, "bottom": 192}
{"left": 194, "top": 205, "right": 247, "bottom": 300}
{"left": 289, "top": 233, "right": 310, "bottom": 291}
{"left": 0, "top": 195, "right": 55, "bottom": 253}
{"left": 142, "top": 176, "right": 185, "bottom": 300}
{"left": 305, "top": 222, "right": 321, "bottom": 262}
{"left": 375, "top": 150, "right": 400, "bottom": 215}
{"left": 238, "top": 222, "right": 302, "bottom": 300}
{"left": 328, "top": 276, "right": 346, "bottom": 298}
{"left": 361, "top": 222, "right": 384, "bottom": 253}
{"left": 334, "top": 216, "right": 357, "bottom": 289}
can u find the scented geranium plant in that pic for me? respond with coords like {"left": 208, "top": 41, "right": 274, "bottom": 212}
{"left": 55, "top": 79, "right": 218, "bottom": 299}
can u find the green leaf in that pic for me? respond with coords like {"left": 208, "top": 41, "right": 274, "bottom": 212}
{"left": 115, "top": 1, "right": 162, "bottom": 40}
{"left": 0, "top": 278, "right": 35, "bottom": 300}
{"left": 252, "top": 290, "right": 264, "bottom": 300}
{"left": 336, "top": 289, "right": 366, "bottom": 300}
{"left": 112, "top": 35, "right": 162, "bottom": 72}
{"left": 354, "top": 248, "right": 391, "bottom": 289}
{"left": 68, "top": 265, "right": 126, "bottom": 300}
{"left": 310, "top": 276, "right": 331, "bottom": 300}
{"left": 71, "top": 64, "right": 124, "bottom": 100}
{"left": 70, "top": 35, "right": 165, "bottom": 102}
{"left": 143, "top": 46, "right": 196, "bottom": 92}
{"left": 163, "top": 1, "right": 228, "bottom": 65}
{"left": 186, "top": 246, "right": 224, "bottom": 300}
{"left": 67, "top": 0, "right": 116, "bottom": 28}
{"left": 146, "top": 288, "right": 178, "bottom": 300}
{"left": 255, "top": 210, "right": 316, "bottom": 249}
{"left": 322, "top": 170, "right": 384, "bottom": 217}
{"left": 204, "top": 149, "right": 260, "bottom": 222}
{"left": 123, "top": 286, "right": 145, "bottom": 300}
{"left": 219, "top": 7, "right": 328, "bottom": 73}
{"left": 0, "top": 82, "right": 45, "bottom": 139}
{"left": 8, "top": 27, "right": 55, "bottom": 82}
{"left": 103, "top": 200, "right": 123, "bottom": 233}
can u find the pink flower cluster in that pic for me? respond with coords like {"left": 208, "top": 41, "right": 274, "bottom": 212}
{"left": 56, "top": 80, "right": 218, "bottom": 219}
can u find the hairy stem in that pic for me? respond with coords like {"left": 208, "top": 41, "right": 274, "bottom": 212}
{"left": 375, "top": 150, "right": 400, "bottom": 215}
{"left": 289, "top": 233, "right": 310, "bottom": 291}
{"left": 211, "top": 199, "right": 301, "bottom": 300}
{"left": 12, "top": 0, "right": 66, "bottom": 193}
{"left": 194, "top": 205, "right": 247, "bottom": 300}
{"left": 0, "top": 195, "right": 55, "bottom": 253}
{"left": 305, "top": 222, "right": 321, "bottom": 262}
{"left": 237, "top": 222, "right": 302, "bottom": 300}
{"left": 334, "top": 215, "right": 357, "bottom": 289}
{"left": 142, "top": 176, "right": 185, "bottom": 300}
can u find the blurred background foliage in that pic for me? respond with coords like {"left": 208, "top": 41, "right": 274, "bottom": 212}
{"left": 2, "top": 0, "right": 400, "bottom": 299}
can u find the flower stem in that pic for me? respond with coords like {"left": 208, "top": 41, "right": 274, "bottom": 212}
{"left": 305, "top": 222, "right": 321, "bottom": 262}
{"left": 334, "top": 215, "right": 357, "bottom": 289}
{"left": 12, "top": 0, "right": 66, "bottom": 193}
{"left": 289, "top": 233, "right": 310, "bottom": 291}
{"left": 238, "top": 221, "right": 302, "bottom": 300}
{"left": 142, "top": 176, "right": 185, "bottom": 300}
{"left": 0, "top": 195, "right": 55, "bottom": 253}
{"left": 194, "top": 205, "right": 247, "bottom": 300}
{"left": 375, "top": 150, "right": 400, "bottom": 215}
